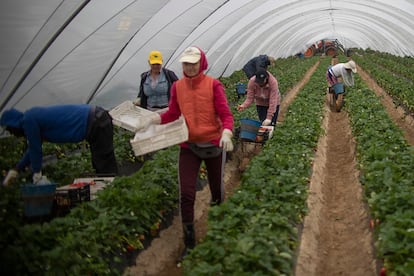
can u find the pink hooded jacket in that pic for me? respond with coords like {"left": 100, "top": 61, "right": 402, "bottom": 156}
{"left": 159, "top": 47, "right": 234, "bottom": 147}
{"left": 240, "top": 71, "right": 280, "bottom": 120}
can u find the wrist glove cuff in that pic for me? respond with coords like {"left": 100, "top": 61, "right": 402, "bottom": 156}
{"left": 3, "top": 169, "right": 18, "bottom": 186}
{"left": 151, "top": 113, "right": 161, "bottom": 125}
{"left": 220, "top": 129, "right": 234, "bottom": 152}
{"left": 33, "top": 172, "right": 42, "bottom": 184}
{"left": 222, "top": 129, "right": 233, "bottom": 137}
{"left": 262, "top": 119, "right": 271, "bottom": 126}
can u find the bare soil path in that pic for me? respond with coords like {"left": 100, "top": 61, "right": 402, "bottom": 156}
{"left": 295, "top": 104, "right": 377, "bottom": 275}
{"left": 123, "top": 62, "right": 414, "bottom": 276}
{"left": 295, "top": 65, "right": 414, "bottom": 275}
{"left": 123, "top": 62, "right": 316, "bottom": 276}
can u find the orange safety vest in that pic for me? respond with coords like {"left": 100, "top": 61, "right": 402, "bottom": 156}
{"left": 175, "top": 74, "right": 222, "bottom": 143}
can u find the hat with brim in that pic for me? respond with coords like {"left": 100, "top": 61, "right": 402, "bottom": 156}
{"left": 344, "top": 60, "right": 357, "bottom": 73}
{"left": 255, "top": 69, "right": 269, "bottom": 85}
{"left": 179, "top": 47, "right": 201, "bottom": 63}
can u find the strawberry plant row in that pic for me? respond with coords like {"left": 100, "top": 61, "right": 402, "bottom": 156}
{"left": 345, "top": 76, "right": 414, "bottom": 274}
{"left": 0, "top": 146, "right": 180, "bottom": 275}
{"left": 352, "top": 50, "right": 414, "bottom": 114}
{"left": 0, "top": 57, "right": 319, "bottom": 275}
{"left": 354, "top": 49, "right": 414, "bottom": 80}
{"left": 183, "top": 58, "right": 330, "bottom": 275}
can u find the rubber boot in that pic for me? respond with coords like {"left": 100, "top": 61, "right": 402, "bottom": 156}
{"left": 210, "top": 199, "right": 222, "bottom": 207}
{"left": 177, "top": 223, "right": 195, "bottom": 263}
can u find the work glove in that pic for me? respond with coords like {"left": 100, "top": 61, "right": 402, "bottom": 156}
{"left": 262, "top": 119, "right": 271, "bottom": 126}
{"left": 33, "top": 172, "right": 43, "bottom": 184}
{"left": 219, "top": 129, "right": 234, "bottom": 152}
{"left": 3, "top": 169, "right": 18, "bottom": 186}
{"left": 140, "top": 112, "right": 161, "bottom": 131}
{"left": 237, "top": 105, "right": 245, "bottom": 112}
{"left": 133, "top": 98, "right": 141, "bottom": 106}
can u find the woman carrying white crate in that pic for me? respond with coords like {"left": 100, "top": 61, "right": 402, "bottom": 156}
{"left": 143, "top": 46, "right": 234, "bottom": 262}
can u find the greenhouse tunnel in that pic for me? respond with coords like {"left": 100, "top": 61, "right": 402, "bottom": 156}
{"left": 1, "top": 0, "right": 413, "bottom": 121}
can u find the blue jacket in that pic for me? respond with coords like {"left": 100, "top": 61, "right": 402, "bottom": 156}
{"left": 0, "top": 104, "right": 91, "bottom": 173}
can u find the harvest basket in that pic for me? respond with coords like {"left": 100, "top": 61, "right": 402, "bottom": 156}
{"left": 109, "top": 101, "right": 155, "bottom": 132}
{"left": 236, "top": 83, "right": 247, "bottom": 96}
{"left": 130, "top": 116, "right": 188, "bottom": 156}
{"left": 55, "top": 182, "right": 91, "bottom": 209}
{"left": 332, "top": 82, "right": 344, "bottom": 94}
{"left": 240, "top": 118, "right": 261, "bottom": 141}
{"left": 21, "top": 183, "right": 56, "bottom": 217}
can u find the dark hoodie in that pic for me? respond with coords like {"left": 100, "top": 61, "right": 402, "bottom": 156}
{"left": 0, "top": 105, "right": 90, "bottom": 173}
{"left": 0, "top": 108, "right": 24, "bottom": 128}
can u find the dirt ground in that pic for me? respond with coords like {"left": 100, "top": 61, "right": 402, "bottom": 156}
{"left": 123, "top": 63, "right": 414, "bottom": 276}
{"left": 295, "top": 103, "right": 377, "bottom": 275}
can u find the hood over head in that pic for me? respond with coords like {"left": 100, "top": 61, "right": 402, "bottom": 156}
{"left": 179, "top": 46, "right": 208, "bottom": 74}
{"left": 0, "top": 108, "right": 24, "bottom": 129}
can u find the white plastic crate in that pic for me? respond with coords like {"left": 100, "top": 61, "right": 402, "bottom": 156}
{"left": 130, "top": 116, "right": 188, "bottom": 156}
{"left": 109, "top": 101, "right": 155, "bottom": 132}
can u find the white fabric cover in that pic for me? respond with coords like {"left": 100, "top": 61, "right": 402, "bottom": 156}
{"left": 0, "top": 0, "right": 413, "bottom": 113}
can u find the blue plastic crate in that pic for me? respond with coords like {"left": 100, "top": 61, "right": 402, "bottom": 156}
{"left": 236, "top": 83, "right": 247, "bottom": 95}
{"left": 240, "top": 118, "right": 261, "bottom": 141}
{"left": 332, "top": 82, "right": 344, "bottom": 94}
{"left": 21, "top": 183, "right": 56, "bottom": 217}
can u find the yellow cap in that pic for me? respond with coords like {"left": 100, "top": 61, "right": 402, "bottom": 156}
{"left": 149, "top": 51, "right": 163, "bottom": 65}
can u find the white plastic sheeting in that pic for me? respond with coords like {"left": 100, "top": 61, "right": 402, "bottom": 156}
{"left": 1, "top": 0, "right": 413, "bottom": 113}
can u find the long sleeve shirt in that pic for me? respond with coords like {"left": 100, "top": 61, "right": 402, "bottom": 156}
{"left": 329, "top": 63, "right": 355, "bottom": 86}
{"left": 16, "top": 105, "right": 90, "bottom": 172}
{"left": 160, "top": 74, "right": 234, "bottom": 147}
{"left": 240, "top": 71, "right": 281, "bottom": 120}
